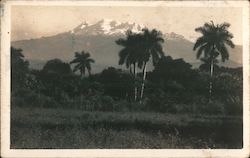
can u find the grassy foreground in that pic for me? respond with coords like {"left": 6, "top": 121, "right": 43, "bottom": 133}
{"left": 11, "top": 107, "right": 242, "bottom": 149}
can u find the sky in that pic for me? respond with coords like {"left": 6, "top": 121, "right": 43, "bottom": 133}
{"left": 11, "top": 6, "right": 243, "bottom": 44}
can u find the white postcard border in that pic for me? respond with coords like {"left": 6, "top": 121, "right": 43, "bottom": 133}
{"left": 1, "top": 1, "right": 249, "bottom": 157}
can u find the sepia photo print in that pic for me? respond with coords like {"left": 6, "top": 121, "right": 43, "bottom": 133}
{"left": 1, "top": 0, "right": 249, "bottom": 157}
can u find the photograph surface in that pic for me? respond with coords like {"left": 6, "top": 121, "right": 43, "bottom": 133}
{"left": 1, "top": 1, "right": 249, "bottom": 157}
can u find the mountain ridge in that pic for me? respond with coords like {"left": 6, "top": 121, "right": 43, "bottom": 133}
{"left": 11, "top": 19, "right": 242, "bottom": 73}
{"left": 69, "top": 19, "right": 145, "bottom": 36}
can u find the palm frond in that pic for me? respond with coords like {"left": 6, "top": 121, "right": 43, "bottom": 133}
{"left": 70, "top": 58, "right": 80, "bottom": 64}
{"left": 219, "top": 22, "right": 230, "bottom": 29}
{"left": 87, "top": 58, "right": 95, "bottom": 63}
{"left": 83, "top": 52, "right": 90, "bottom": 58}
{"left": 219, "top": 44, "right": 229, "bottom": 62}
{"left": 86, "top": 62, "right": 91, "bottom": 71}
{"left": 74, "top": 52, "right": 81, "bottom": 57}
{"left": 116, "top": 38, "right": 128, "bottom": 47}
{"left": 196, "top": 44, "right": 207, "bottom": 59}
{"left": 225, "top": 39, "right": 235, "bottom": 48}
{"left": 118, "top": 48, "right": 130, "bottom": 65}
{"left": 204, "top": 44, "right": 213, "bottom": 58}
{"left": 193, "top": 37, "right": 206, "bottom": 50}
{"left": 73, "top": 63, "right": 81, "bottom": 72}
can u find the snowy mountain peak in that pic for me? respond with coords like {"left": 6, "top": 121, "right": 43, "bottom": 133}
{"left": 70, "top": 21, "right": 90, "bottom": 34}
{"left": 98, "top": 19, "right": 122, "bottom": 34}
{"left": 70, "top": 19, "right": 145, "bottom": 36}
{"left": 69, "top": 19, "right": 187, "bottom": 42}
{"left": 80, "top": 21, "right": 89, "bottom": 29}
{"left": 164, "top": 32, "right": 185, "bottom": 40}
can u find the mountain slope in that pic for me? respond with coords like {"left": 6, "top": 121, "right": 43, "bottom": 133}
{"left": 11, "top": 19, "right": 242, "bottom": 72}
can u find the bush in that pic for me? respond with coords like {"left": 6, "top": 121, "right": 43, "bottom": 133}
{"left": 113, "top": 100, "right": 131, "bottom": 112}
{"left": 145, "top": 89, "right": 176, "bottom": 113}
{"left": 97, "top": 96, "right": 115, "bottom": 111}
{"left": 12, "top": 89, "right": 60, "bottom": 108}
{"left": 224, "top": 102, "right": 242, "bottom": 115}
{"left": 197, "top": 100, "right": 226, "bottom": 115}
{"left": 69, "top": 95, "right": 116, "bottom": 111}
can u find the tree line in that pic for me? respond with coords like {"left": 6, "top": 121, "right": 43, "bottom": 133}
{"left": 11, "top": 21, "right": 242, "bottom": 115}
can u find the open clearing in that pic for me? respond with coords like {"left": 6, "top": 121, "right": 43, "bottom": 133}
{"left": 11, "top": 107, "right": 242, "bottom": 149}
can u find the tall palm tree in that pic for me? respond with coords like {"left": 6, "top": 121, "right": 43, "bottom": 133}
{"left": 193, "top": 21, "right": 235, "bottom": 98}
{"left": 139, "top": 28, "right": 165, "bottom": 101}
{"left": 70, "top": 51, "right": 95, "bottom": 79}
{"left": 199, "top": 57, "right": 219, "bottom": 72}
{"left": 116, "top": 29, "right": 165, "bottom": 101}
{"left": 116, "top": 30, "right": 142, "bottom": 101}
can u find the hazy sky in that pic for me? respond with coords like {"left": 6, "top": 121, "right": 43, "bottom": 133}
{"left": 12, "top": 6, "right": 242, "bottom": 44}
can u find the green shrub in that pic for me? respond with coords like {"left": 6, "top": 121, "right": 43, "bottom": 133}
{"left": 113, "top": 100, "right": 130, "bottom": 112}
{"left": 145, "top": 90, "right": 176, "bottom": 113}
{"left": 11, "top": 89, "right": 60, "bottom": 108}
{"left": 199, "top": 100, "right": 225, "bottom": 115}
{"left": 225, "top": 103, "right": 242, "bottom": 115}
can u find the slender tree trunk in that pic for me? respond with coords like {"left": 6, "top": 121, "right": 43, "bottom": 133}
{"left": 80, "top": 68, "right": 86, "bottom": 79}
{"left": 140, "top": 62, "right": 147, "bottom": 103}
{"left": 209, "top": 59, "right": 214, "bottom": 102}
{"left": 80, "top": 69, "right": 84, "bottom": 79}
{"left": 133, "top": 63, "right": 137, "bottom": 101}
{"left": 87, "top": 69, "right": 91, "bottom": 78}
{"left": 129, "top": 64, "right": 132, "bottom": 74}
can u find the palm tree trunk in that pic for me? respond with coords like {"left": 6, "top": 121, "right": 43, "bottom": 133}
{"left": 140, "top": 62, "right": 147, "bottom": 102}
{"left": 87, "top": 69, "right": 91, "bottom": 78}
{"left": 81, "top": 68, "right": 86, "bottom": 79}
{"left": 209, "top": 59, "right": 214, "bottom": 101}
{"left": 133, "top": 63, "right": 137, "bottom": 101}
{"left": 129, "top": 65, "right": 132, "bottom": 74}
{"left": 80, "top": 69, "right": 84, "bottom": 79}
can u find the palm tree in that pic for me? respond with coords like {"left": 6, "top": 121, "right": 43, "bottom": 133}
{"left": 193, "top": 21, "right": 235, "bottom": 99}
{"left": 116, "top": 30, "right": 142, "bottom": 101}
{"left": 70, "top": 51, "right": 95, "bottom": 79}
{"left": 116, "top": 29, "right": 165, "bottom": 101}
{"left": 139, "top": 28, "right": 164, "bottom": 101}
{"left": 199, "top": 57, "right": 219, "bottom": 72}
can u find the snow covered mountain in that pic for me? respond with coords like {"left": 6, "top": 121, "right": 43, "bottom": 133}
{"left": 164, "top": 32, "right": 186, "bottom": 41}
{"left": 70, "top": 19, "right": 145, "bottom": 36}
{"left": 11, "top": 19, "right": 242, "bottom": 72}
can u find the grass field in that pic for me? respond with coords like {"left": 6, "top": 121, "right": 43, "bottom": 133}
{"left": 11, "top": 106, "right": 242, "bottom": 149}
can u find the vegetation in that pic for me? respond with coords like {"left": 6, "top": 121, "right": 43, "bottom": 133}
{"left": 11, "top": 22, "right": 242, "bottom": 148}
{"left": 11, "top": 106, "right": 242, "bottom": 149}
{"left": 193, "top": 21, "right": 235, "bottom": 100}
{"left": 70, "top": 51, "right": 95, "bottom": 78}
{"left": 11, "top": 47, "right": 29, "bottom": 90}
{"left": 116, "top": 29, "right": 164, "bottom": 101}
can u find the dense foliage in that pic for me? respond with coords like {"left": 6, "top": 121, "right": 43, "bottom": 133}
{"left": 10, "top": 23, "right": 243, "bottom": 149}
{"left": 11, "top": 48, "right": 242, "bottom": 115}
